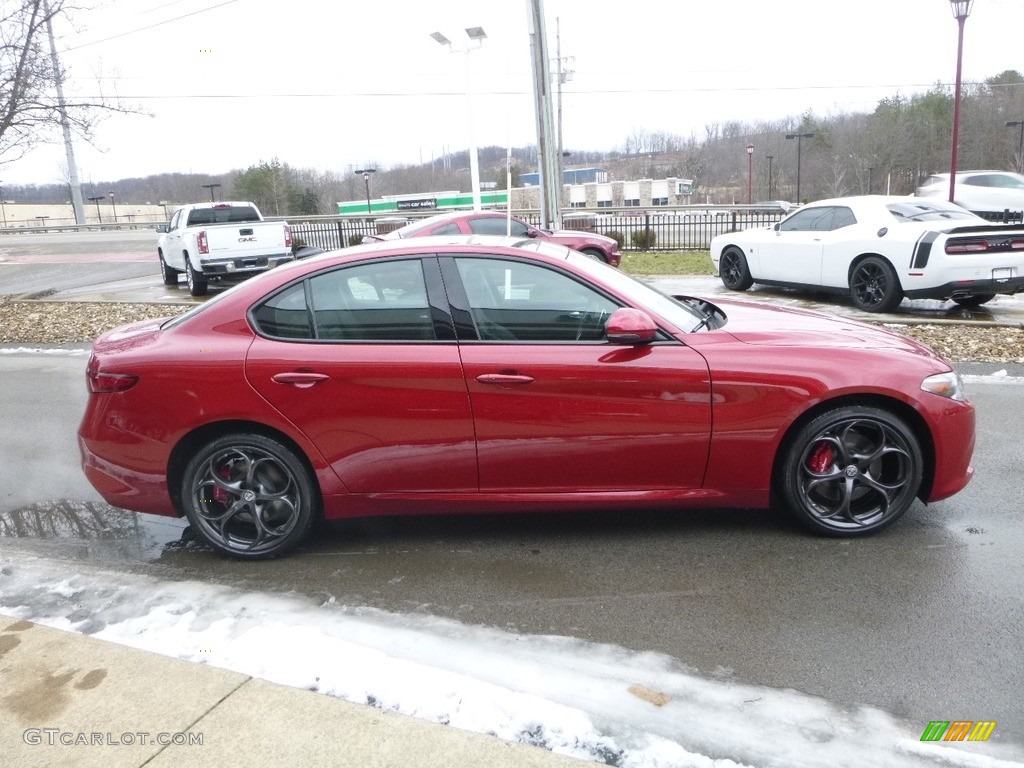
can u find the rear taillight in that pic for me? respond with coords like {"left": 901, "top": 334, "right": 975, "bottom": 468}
{"left": 945, "top": 239, "right": 989, "bottom": 254}
{"left": 1013, "top": 239, "right": 1024, "bottom": 250}
{"left": 284, "top": 224, "right": 292, "bottom": 249}
{"left": 197, "top": 230, "right": 209, "bottom": 254}
{"left": 87, "top": 368, "right": 139, "bottom": 393}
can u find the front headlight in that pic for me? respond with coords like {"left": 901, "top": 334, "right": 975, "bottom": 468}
{"left": 921, "top": 371, "right": 967, "bottom": 402}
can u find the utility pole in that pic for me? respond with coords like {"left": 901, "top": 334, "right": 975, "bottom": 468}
{"left": 554, "top": 18, "right": 574, "bottom": 196}
{"left": 43, "top": 0, "right": 85, "bottom": 225}
{"left": 527, "top": 0, "right": 560, "bottom": 230}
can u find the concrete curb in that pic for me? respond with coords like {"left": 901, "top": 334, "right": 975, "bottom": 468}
{"left": 1, "top": 616, "right": 592, "bottom": 768}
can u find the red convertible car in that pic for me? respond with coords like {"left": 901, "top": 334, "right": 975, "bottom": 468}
{"left": 364, "top": 210, "right": 622, "bottom": 266}
{"left": 79, "top": 237, "right": 975, "bottom": 559}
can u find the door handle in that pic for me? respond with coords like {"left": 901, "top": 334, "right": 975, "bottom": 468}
{"left": 476, "top": 373, "right": 535, "bottom": 386}
{"left": 271, "top": 372, "right": 330, "bottom": 388}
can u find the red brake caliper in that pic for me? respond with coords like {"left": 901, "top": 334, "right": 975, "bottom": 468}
{"left": 213, "top": 466, "right": 231, "bottom": 505}
{"left": 806, "top": 442, "right": 835, "bottom": 473}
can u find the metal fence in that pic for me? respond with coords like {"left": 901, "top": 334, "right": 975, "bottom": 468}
{"left": 286, "top": 207, "right": 788, "bottom": 253}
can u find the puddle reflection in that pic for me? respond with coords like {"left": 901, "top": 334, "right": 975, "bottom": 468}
{"left": 0, "top": 500, "right": 188, "bottom": 561}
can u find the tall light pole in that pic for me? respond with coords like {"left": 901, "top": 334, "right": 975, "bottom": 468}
{"left": 527, "top": 0, "right": 561, "bottom": 230}
{"left": 1006, "top": 120, "right": 1024, "bottom": 174}
{"left": 108, "top": 190, "right": 117, "bottom": 223}
{"left": 0, "top": 182, "right": 6, "bottom": 228}
{"left": 948, "top": 0, "right": 974, "bottom": 203}
{"left": 87, "top": 195, "right": 104, "bottom": 224}
{"left": 746, "top": 143, "right": 754, "bottom": 204}
{"left": 785, "top": 132, "right": 814, "bottom": 204}
{"left": 766, "top": 155, "right": 774, "bottom": 200}
{"left": 431, "top": 27, "right": 486, "bottom": 211}
{"left": 201, "top": 183, "right": 221, "bottom": 202}
{"left": 354, "top": 169, "right": 376, "bottom": 214}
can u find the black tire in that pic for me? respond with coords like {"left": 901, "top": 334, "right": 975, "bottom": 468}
{"left": 777, "top": 406, "right": 923, "bottom": 537}
{"left": 580, "top": 248, "right": 608, "bottom": 264}
{"left": 158, "top": 251, "right": 179, "bottom": 286}
{"left": 850, "top": 256, "right": 902, "bottom": 313}
{"left": 952, "top": 294, "right": 995, "bottom": 308}
{"left": 180, "top": 433, "right": 318, "bottom": 559}
{"left": 185, "top": 259, "right": 208, "bottom": 297}
{"left": 719, "top": 247, "right": 753, "bottom": 291}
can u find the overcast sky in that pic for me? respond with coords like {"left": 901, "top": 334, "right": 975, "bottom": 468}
{"left": 5, "top": 0, "right": 1024, "bottom": 187}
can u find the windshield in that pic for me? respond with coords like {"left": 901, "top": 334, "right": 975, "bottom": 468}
{"left": 561, "top": 250, "right": 709, "bottom": 332}
{"left": 886, "top": 201, "right": 980, "bottom": 222}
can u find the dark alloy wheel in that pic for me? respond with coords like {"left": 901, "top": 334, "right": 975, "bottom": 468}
{"left": 181, "top": 433, "right": 318, "bottom": 559}
{"left": 952, "top": 294, "right": 995, "bottom": 308}
{"left": 185, "top": 259, "right": 208, "bottom": 297}
{"left": 850, "top": 256, "right": 902, "bottom": 313}
{"left": 159, "top": 251, "right": 179, "bottom": 286}
{"left": 719, "top": 247, "right": 753, "bottom": 291}
{"left": 580, "top": 248, "right": 609, "bottom": 264}
{"left": 778, "top": 406, "right": 923, "bottom": 536}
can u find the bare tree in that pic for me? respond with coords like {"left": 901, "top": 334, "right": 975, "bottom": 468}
{"left": 0, "top": 0, "right": 128, "bottom": 167}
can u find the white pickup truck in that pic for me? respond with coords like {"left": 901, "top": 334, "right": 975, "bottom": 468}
{"left": 157, "top": 202, "right": 293, "bottom": 296}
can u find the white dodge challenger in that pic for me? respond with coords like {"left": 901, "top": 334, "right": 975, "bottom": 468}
{"left": 710, "top": 196, "right": 1024, "bottom": 312}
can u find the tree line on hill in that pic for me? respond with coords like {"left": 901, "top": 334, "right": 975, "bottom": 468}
{"left": 5, "top": 70, "right": 1023, "bottom": 212}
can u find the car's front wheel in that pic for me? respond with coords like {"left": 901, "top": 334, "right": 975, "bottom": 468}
{"left": 777, "top": 406, "right": 923, "bottom": 536}
{"left": 181, "top": 433, "right": 318, "bottom": 559}
{"left": 850, "top": 256, "right": 902, "bottom": 312}
{"left": 719, "top": 247, "right": 753, "bottom": 291}
{"left": 158, "top": 251, "right": 179, "bottom": 286}
{"left": 952, "top": 294, "right": 995, "bottom": 308}
{"left": 579, "top": 247, "right": 609, "bottom": 264}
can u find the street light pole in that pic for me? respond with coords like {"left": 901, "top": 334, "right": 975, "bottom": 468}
{"left": 0, "top": 183, "right": 6, "bottom": 228}
{"left": 766, "top": 155, "right": 773, "bottom": 200}
{"left": 431, "top": 27, "right": 487, "bottom": 212}
{"left": 746, "top": 143, "right": 754, "bottom": 204}
{"left": 87, "top": 195, "right": 104, "bottom": 224}
{"left": 1006, "top": 120, "right": 1024, "bottom": 174}
{"left": 108, "top": 190, "right": 117, "bottom": 223}
{"left": 201, "top": 183, "right": 221, "bottom": 202}
{"left": 354, "top": 169, "right": 376, "bottom": 214}
{"left": 948, "top": 0, "right": 974, "bottom": 203}
{"left": 785, "top": 132, "right": 814, "bottom": 204}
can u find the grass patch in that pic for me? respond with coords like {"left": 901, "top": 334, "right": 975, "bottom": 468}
{"left": 620, "top": 250, "right": 714, "bottom": 276}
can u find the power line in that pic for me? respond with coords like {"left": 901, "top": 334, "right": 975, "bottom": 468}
{"left": 61, "top": 0, "right": 239, "bottom": 52}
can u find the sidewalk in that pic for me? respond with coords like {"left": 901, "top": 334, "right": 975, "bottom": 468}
{"left": 1, "top": 615, "right": 591, "bottom": 768}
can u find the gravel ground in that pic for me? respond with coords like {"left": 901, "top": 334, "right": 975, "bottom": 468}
{"left": 1, "top": 298, "right": 1023, "bottom": 363}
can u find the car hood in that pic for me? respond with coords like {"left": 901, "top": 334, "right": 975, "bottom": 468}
{"left": 543, "top": 229, "right": 616, "bottom": 246}
{"left": 710, "top": 297, "right": 944, "bottom": 357}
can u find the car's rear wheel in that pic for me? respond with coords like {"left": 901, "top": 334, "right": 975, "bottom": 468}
{"left": 719, "top": 247, "right": 753, "bottom": 291}
{"left": 181, "top": 433, "right": 317, "bottom": 559}
{"left": 850, "top": 257, "right": 902, "bottom": 312}
{"left": 158, "top": 251, "right": 179, "bottom": 285}
{"left": 952, "top": 294, "right": 995, "bottom": 308}
{"left": 777, "top": 406, "right": 923, "bottom": 537}
{"left": 185, "top": 259, "right": 208, "bottom": 297}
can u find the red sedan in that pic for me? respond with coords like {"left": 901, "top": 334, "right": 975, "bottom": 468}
{"left": 365, "top": 211, "right": 622, "bottom": 266}
{"left": 79, "top": 237, "right": 975, "bottom": 559}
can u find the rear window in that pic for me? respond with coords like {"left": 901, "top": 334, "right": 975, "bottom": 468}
{"left": 187, "top": 206, "right": 261, "bottom": 226}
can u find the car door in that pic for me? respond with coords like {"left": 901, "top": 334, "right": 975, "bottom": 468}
{"left": 759, "top": 206, "right": 833, "bottom": 284}
{"left": 442, "top": 254, "right": 712, "bottom": 493}
{"left": 245, "top": 257, "right": 477, "bottom": 493}
{"left": 163, "top": 209, "right": 186, "bottom": 268}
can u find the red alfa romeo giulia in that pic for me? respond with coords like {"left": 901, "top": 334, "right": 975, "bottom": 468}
{"left": 78, "top": 237, "right": 976, "bottom": 559}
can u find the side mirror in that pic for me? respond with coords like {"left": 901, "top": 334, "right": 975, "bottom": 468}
{"left": 605, "top": 308, "right": 657, "bottom": 345}
{"left": 156, "top": 223, "right": 169, "bottom": 233}
{"left": 526, "top": 228, "right": 540, "bottom": 238}
{"left": 773, "top": 223, "right": 781, "bottom": 232}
